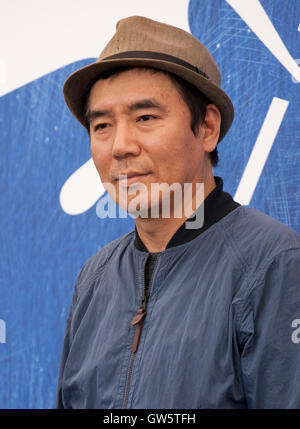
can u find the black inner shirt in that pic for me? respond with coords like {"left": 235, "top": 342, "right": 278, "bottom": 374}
{"left": 134, "top": 176, "right": 240, "bottom": 294}
{"left": 134, "top": 176, "right": 240, "bottom": 252}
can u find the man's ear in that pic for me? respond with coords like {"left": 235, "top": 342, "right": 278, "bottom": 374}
{"left": 201, "top": 104, "right": 221, "bottom": 152}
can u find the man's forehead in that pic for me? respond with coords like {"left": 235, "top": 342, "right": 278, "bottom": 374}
{"left": 87, "top": 67, "right": 181, "bottom": 110}
{"left": 89, "top": 66, "right": 177, "bottom": 96}
{"left": 96, "top": 65, "right": 169, "bottom": 82}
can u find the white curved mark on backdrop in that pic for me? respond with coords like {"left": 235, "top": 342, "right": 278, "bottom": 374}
{"left": 60, "top": 158, "right": 105, "bottom": 215}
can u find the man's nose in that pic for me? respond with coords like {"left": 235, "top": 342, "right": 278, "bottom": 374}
{"left": 112, "top": 122, "right": 140, "bottom": 159}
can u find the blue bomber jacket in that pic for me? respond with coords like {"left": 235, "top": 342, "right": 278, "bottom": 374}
{"left": 56, "top": 177, "right": 300, "bottom": 409}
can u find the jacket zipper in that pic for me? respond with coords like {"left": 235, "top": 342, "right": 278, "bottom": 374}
{"left": 122, "top": 252, "right": 160, "bottom": 409}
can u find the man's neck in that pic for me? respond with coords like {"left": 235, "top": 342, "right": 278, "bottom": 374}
{"left": 135, "top": 176, "right": 216, "bottom": 253}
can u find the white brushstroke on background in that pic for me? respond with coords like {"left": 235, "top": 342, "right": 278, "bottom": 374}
{"left": 234, "top": 97, "right": 289, "bottom": 205}
{"left": 0, "top": 0, "right": 189, "bottom": 97}
{"left": 60, "top": 158, "right": 105, "bottom": 215}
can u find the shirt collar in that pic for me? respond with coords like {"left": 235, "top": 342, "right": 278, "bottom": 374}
{"left": 134, "top": 176, "right": 240, "bottom": 252}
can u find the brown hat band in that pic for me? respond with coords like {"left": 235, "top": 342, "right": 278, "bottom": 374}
{"left": 102, "top": 51, "right": 210, "bottom": 80}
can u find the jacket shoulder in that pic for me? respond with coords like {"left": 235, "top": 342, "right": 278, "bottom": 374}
{"left": 223, "top": 206, "right": 300, "bottom": 271}
{"left": 76, "top": 230, "right": 134, "bottom": 292}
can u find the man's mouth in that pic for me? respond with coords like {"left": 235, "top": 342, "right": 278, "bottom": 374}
{"left": 117, "top": 172, "right": 151, "bottom": 186}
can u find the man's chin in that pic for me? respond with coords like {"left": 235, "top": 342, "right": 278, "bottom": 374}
{"left": 118, "top": 198, "right": 161, "bottom": 220}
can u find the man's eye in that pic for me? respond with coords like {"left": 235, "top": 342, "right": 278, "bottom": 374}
{"left": 137, "top": 115, "right": 156, "bottom": 122}
{"left": 94, "top": 123, "right": 109, "bottom": 131}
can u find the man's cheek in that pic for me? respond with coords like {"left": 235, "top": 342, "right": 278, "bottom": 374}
{"left": 91, "top": 154, "right": 107, "bottom": 177}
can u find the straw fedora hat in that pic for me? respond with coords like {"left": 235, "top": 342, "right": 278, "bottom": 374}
{"left": 63, "top": 16, "right": 234, "bottom": 142}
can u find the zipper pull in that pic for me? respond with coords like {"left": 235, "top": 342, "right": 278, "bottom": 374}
{"left": 131, "top": 308, "right": 146, "bottom": 353}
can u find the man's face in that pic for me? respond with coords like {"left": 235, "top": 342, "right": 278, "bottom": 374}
{"left": 88, "top": 67, "right": 210, "bottom": 217}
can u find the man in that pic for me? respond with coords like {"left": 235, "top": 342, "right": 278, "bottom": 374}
{"left": 57, "top": 16, "right": 300, "bottom": 409}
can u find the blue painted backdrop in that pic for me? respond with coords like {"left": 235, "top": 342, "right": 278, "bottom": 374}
{"left": 0, "top": 0, "right": 299, "bottom": 408}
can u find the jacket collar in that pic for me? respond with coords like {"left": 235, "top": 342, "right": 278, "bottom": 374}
{"left": 134, "top": 176, "right": 240, "bottom": 252}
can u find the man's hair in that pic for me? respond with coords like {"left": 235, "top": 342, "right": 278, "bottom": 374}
{"left": 84, "top": 66, "right": 219, "bottom": 167}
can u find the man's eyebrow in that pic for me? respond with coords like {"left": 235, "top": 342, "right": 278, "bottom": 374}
{"left": 86, "top": 109, "right": 111, "bottom": 124}
{"left": 126, "top": 98, "right": 167, "bottom": 112}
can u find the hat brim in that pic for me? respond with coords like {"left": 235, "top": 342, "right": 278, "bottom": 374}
{"left": 63, "top": 57, "right": 234, "bottom": 142}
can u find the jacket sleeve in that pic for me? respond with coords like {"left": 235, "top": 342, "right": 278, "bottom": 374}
{"left": 238, "top": 247, "right": 300, "bottom": 408}
{"left": 56, "top": 280, "right": 79, "bottom": 409}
